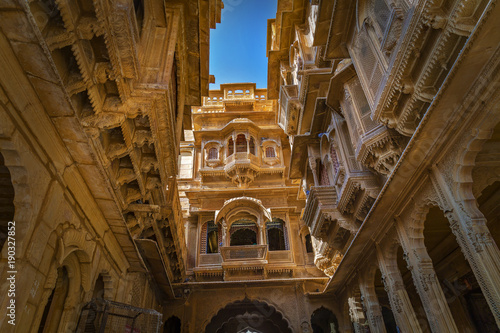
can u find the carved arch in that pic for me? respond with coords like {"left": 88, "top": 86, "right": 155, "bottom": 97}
{"left": 453, "top": 118, "right": 500, "bottom": 218}
{"left": 203, "top": 297, "right": 293, "bottom": 333}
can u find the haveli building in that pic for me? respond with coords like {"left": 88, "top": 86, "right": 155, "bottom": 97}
{"left": 0, "top": 0, "right": 499, "bottom": 332}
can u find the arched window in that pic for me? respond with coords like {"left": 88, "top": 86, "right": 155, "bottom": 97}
{"left": 230, "top": 221, "right": 258, "bottom": 246}
{"left": 249, "top": 137, "right": 256, "bottom": 155}
{"left": 228, "top": 138, "right": 234, "bottom": 156}
{"left": 207, "top": 147, "right": 218, "bottom": 160}
{"left": 266, "top": 219, "right": 288, "bottom": 251}
{"left": 305, "top": 234, "right": 313, "bottom": 253}
{"left": 310, "top": 307, "right": 339, "bottom": 333}
{"left": 236, "top": 134, "right": 247, "bottom": 153}
{"left": 200, "top": 221, "right": 220, "bottom": 254}
{"left": 265, "top": 146, "right": 276, "bottom": 158}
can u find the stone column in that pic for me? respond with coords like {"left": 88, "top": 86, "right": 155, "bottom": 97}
{"left": 347, "top": 294, "right": 368, "bottom": 333}
{"left": 376, "top": 247, "right": 423, "bottom": 333}
{"left": 447, "top": 211, "right": 500, "bottom": 326}
{"left": 397, "top": 221, "right": 458, "bottom": 332}
{"left": 432, "top": 166, "right": 500, "bottom": 326}
{"left": 358, "top": 279, "right": 387, "bottom": 333}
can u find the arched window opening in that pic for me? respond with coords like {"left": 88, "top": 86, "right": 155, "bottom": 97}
{"left": 267, "top": 219, "right": 288, "bottom": 251}
{"left": 265, "top": 146, "right": 276, "bottom": 158}
{"left": 92, "top": 275, "right": 105, "bottom": 299}
{"left": 305, "top": 234, "right": 314, "bottom": 253}
{"left": 310, "top": 306, "right": 339, "bottom": 333}
{"left": 0, "top": 152, "right": 15, "bottom": 252}
{"left": 206, "top": 222, "right": 219, "bottom": 254}
{"left": 228, "top": 138, "right": 234, "bottom": 156}
{"left": 164, "top": 316, "right": 181, "bottom": 333}
{"left": 38, "top": 266, "right": 69, "bottom": 333}
{"left": 249, "top": 137, "right": 256, "bottom": 155}
{"left": 236, "top": 134, "right": 247, "bottom": 153}
{"left": 230, "top": 221, "right": 257, "bottom": 246}
{"left": 207, "top": 147, "right": 218, "bottom": 160}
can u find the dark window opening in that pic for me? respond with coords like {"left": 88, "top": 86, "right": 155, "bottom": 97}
{"left": 267, "top": 219, "right": 287, "bottom": 251}
{"left": 249, "top": 137, "right": 256, "bottom": 155}
{"left": 230, "top": 228, "right": 257, "bottom": 246}
{"left": 207, "top": 147, "right": 218, "bottom": 160}
{"left": 133, "top": 0, "right": 144, "bottom": 35}
{"left": 265, "top": 146, "right": 276, "bottom": 158}
{"left": 228, "top": 138, "right": 234, "bottom": 156}
{"left": 305, "top": 234, "right": 314, "bottom": 253}
{"left": 206, "top": 222, "right": 219, "bottom": 254}
{"left": 236, "top": 134, "right": 247, "bottom": 153}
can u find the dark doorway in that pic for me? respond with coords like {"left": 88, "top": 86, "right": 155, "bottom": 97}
{"left": 164, "top": 316, "right": 181, "bottom": 333}
{"left": 310, "top": 306, "right": 339, "bottom": 333}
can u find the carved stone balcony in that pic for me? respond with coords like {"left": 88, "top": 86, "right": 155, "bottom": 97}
{"left": 278, "top": 85, "right": 300, "bottom": 135}
{"left": 302, "top": 186, "right": 339, "bottom": 240}
{"left": 224, "top": 153, "right": 260, "bottom": 188}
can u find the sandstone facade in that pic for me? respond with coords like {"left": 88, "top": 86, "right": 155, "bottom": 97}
{"left": 0, "top": 0, "right": 499, "bottom": 332}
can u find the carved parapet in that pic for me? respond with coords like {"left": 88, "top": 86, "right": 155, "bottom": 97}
{"left": 374, "top": 0, "right": 488, "bottom": 136}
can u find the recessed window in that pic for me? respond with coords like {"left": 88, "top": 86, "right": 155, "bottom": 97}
{"left": 249, "top": 137, "right": 256, "bottom": 155}
{"left": 206, "top": 222, "right": 219, "bottom": 254}
{"left": 265, "top": 146, "right": 276, "bottom": 158}
{"left": 228, "top": 138, "right": 234, "bottom": 156}
{"left": 305, "top": 234, "right": 313, "bottom": 253}
{"left": 267, "top": 219, "right": 288, "bottom": 251}
{"left": 236, "top": 134, "right": 247, "bottom": 153}
{"left": 230, "top": 221, "right": 258, "bottom": 246}
{"left": 201, "top": 221, "right": 220, "bottom": 254}
{"left": 207, "top": 147, "right": 218, "bottom": 160}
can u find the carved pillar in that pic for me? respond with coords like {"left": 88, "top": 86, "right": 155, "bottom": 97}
{"left": 358, "top": 278, "right": 387, "bottom": 333}
{"left": 397, "top": 221, "right": 459, "bottom": 332}
{"left": 446, "top": 211, "right": 500, "bottom": 327}
{"left": 259, "top": 223, "right": 265, "bottom": 245}
{"left": 376, "top": 246, "right": 423, "bottom": 333}
{"left": 348, "top": 293, "right": 368, "bottom": 333}
{"left": 432, "top": 166, "right": 500, "bottom": 325}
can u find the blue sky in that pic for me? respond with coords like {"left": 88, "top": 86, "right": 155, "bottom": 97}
{"left": 209, "top": 0, "right": 277, "bottom": 89}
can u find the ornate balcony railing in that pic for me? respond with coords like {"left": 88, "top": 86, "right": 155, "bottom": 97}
{"left": 220, "top": 245, "right": 268, "bottom": 262}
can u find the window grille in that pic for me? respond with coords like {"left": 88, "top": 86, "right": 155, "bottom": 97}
{"left": 207, "top": 147, "right": 218, "bottom": 160}
{"left": 228, "top": 138, "right": 234, "bottom": 156}
{"left": 236, "top": 134, "right": 247, "bottom": 153}
{"left": 249, "top": 137, "right": 256, "bottom": 155}
{"left": 265, "top": 146, "right": 276, "bottom": 158}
